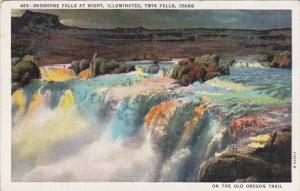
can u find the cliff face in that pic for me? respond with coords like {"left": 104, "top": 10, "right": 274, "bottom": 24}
{"left": 12, "top": 11, "right": 65, "bottom": 33}
{"left": 199, "top": 128, "right": 291, "bottom": 182}
{"left": 12, "top": 11, "right": 291, "bottom": 65}
{"left": 199, "top": 106, "right": 292, "bottom": 182}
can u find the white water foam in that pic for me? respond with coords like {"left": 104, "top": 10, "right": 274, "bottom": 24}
{"left": 22, "top": 132, "right": 161, "bottom": 182}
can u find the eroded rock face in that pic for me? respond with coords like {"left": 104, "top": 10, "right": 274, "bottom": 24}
{"left": 20, "top": 10, "right": 64, "bottom": 29}
{"left": 199, "top": 152, "right": 291, "bottom": 182}
{"left": 271, "top": 51, "right": 291, "bottom": 68}
{"left": 199, "top": 128, "right": 291, "bottom": 182}
{"left": 199, "top": 153, "right": 277, "bottom": 182}
{"left": 198, "top": 105, "right": 291, "bottom": 183}
{"left": 257, "top": 128, "right": 291, "bottom": 164}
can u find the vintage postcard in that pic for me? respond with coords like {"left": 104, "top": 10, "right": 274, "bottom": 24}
{"left": 1, "top": 1, "right": 300, "bottom": 191}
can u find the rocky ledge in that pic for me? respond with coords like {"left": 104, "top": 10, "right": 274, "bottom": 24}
{"left": 199, "top": 106, "right": 291, "bottom": 182}
{"left": 199, "top": 128, "right": 291, "bottom": 182}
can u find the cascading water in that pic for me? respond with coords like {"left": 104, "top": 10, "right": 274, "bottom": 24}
{"left": 12, "top": 64, "right": 291, "bottom": 182}
{"left": 232, "top": 60, "right": 266, "bottom": 68}
{"left": 40, "top": 66, "right": 76, "bottom": 82}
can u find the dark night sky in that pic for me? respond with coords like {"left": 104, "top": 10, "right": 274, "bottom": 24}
{"left": 12, "top": 9, "right": 291, "bottom": 30}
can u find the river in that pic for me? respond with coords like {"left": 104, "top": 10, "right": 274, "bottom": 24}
{"left": 11, "top": 64, "right": 291, "bottom": 181}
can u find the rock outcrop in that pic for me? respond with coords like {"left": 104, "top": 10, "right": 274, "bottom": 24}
{"left": 171, "top": 59, "right": 207, "bottom": 85}
{"left": 91, "top": 58, "right": 134, "bottom": 75}
{"left": 11, "top": 55, "right": 40, "bottom": 92}
{"left": 171, "top": 55, "right": 229, "bottom": 85}
{"left": 69, "top": 53, "right": 135, "bottom": 77}
{"left": 271, "top": 51, "right": 292, "bottom": 68}
{"left": 12, "top": 10, "right": 65, "bottom": 34}
{"left": 198, "top": 105, "right": 291, "bottom": 182}
{"left": 199, "top": 128, "right": 291, "bottom": 182}
{"left": 194, "top": 54, "right": 219, "bottom": 66}
{"left": 257, "top": 129, "right": 291, "bottom": 164}
{"left": 71, "top": 59, "right": 91, "bottom": 74}
{"left": 113, "top": 64, "right": 135, "bottom": 74}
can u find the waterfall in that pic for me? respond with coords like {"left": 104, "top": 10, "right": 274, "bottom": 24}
{"left": 232, "top": 60, "right": 266, "bottom": 68}
{"left": 12, "top": 78, "right": 227, "bottom": 181}
{"left": 11, "top": 66, "right": 291, "bottom": 182}
{"left": 40, "top": 66, "right": 76, "bottom": 82}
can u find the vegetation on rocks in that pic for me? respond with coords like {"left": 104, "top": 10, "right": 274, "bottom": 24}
{"left": 11, "top": 55, "right": 40, "bottom": 92}
{"left": 71, "top": 54, "right": 136, "bottom": 78}
{"left": 171, "top": 55, "right": 229, "bottom": 85}
{"left": 90, "top": 58, "right": 135, "bottom": 76}
{"left": 71, "top": 59, "right": 91, "bottom": 74}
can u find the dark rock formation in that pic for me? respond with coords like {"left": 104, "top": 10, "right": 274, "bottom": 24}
{"left": 90, "top": 57, "right": 135, "bottom": 76}
{"left": 11, "top": 57, "right": 21, "bottom": 65}
{"left": 91, "top": 58, "right": 117, "bottom": 75}
{"left": 171, "top": 55, "right": 229, "bottom": 85}
{"left": 146, "top": 63, "right": 160, "bottom": 74}
{"left": 199, "top": 152, "right": 287, "bottom": 182}
{"left": 258, "top": 54, "right": 274, "bottom": 63}
{"left": 71, "top": 59, "right": 91, "bottom": 74}
{"left": 199, "top": 105, "right": 291, "bottom": 182}
{"left": 256, "top": 128, "right": 291, "bottom": 164}
{"left": 271, "top": 51, "right": 292, "bottom": 68}
{"left": 113, "top": 64, "right": 135, "bottom": 74}
{"left": 199, "top": 128, "right": 291, "bottom": 182}
{"left": 12, "top": 10, "right": 65, "bottom": 34}
{"left": 11, "top": 55, "right": 40, "bottom": 92}
{"left": 171, "top": 59, "right": 207, "bottom": 85}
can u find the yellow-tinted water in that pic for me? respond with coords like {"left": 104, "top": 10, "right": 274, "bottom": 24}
{"left": 40, "top": 67, "right": 76, "bottom": 82}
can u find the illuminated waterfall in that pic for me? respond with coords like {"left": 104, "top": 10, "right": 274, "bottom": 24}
{"left": 11, "top": 66, "right": 291, "bottom": 182}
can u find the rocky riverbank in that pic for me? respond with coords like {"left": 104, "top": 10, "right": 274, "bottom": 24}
{"left": 11, "top": 49, "right": 292, "bottom": 92}
{"left": 12, "top": 11, "right": 291, "bottom": 65}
